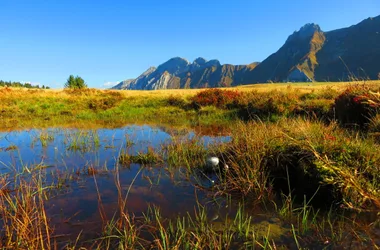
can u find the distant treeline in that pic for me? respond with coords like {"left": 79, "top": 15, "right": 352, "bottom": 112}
{"left": 0, "top": 80, "right": 50, "bottom": 89}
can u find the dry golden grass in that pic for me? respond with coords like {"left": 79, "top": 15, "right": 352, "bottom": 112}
{"left": 110, "top": 80, "right": 380, "bottom": 98}
{"left": 235, "top": 80, "right": 380, "bottom": 92}
{"left": 0, "top": 80, "right": 378, "bottom": 132}
{"left": 0, "top": 175, "right": 52, "bottom": 249}
{"left": 2, "top": 80, "right": 380, "bottom": 98}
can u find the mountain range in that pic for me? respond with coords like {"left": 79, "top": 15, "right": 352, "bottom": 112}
{"left": 113, "top": 15, "right": 380, "bottom": 90}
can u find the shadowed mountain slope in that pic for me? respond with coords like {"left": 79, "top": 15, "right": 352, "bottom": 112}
{"left": 113, "top": 15, "right": 380, "bottom": 90}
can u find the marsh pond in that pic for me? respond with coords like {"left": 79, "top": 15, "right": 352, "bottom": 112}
{"left": 0, "top": 124, "right": 379, "bottom": 249}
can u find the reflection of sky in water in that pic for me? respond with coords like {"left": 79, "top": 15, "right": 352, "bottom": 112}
{"left": 1, "top": 125, "right": 377, "bottom": 248}
{"left": 0, "top": 125, "right": 230, "bottom": 174}
{"left": 0, "top": 125, "right": 235, "bottom": 242}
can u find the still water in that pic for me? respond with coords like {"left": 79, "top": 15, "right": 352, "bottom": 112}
{"left": 0, "top": 125, "right": 258, "bottom": 245}
{"left": 0, "top": 125, "right": 377, "bottom": 248}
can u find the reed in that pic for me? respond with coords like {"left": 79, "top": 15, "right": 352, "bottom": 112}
{"left": 0, "top": 173, "right": 52, "bottom": 249}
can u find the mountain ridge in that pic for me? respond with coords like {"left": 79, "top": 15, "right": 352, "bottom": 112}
{"left": 113, "top": 15, "right": 380, "bottom": 90}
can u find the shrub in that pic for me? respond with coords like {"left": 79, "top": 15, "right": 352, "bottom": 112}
{"left": 191, "top": 89, "right": 241, "bottom": 109}
{"left": 334, "top": 85, "right": 379, "bottom": 127}
{"left": 236, "top": 90, "right": 299, "bottom": 120}
{"left": 166, "top": 95, "right": 186, "bottom": 107}
{"left": 87, "top": 92, "right": 124, "bottom": 111}
{"left": 293, "top": 99, "right": 334, "bottom": 121}
{"left": 86, "top": 91, "right": 124, "bottom": 111}
{"left": 88, "top": 97, "right": 118, "bottom": 110}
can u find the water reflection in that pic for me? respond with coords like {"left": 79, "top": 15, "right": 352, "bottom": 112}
{"left": 0, "top": 124, "right": 230, "bottom": 174}
{"left": 1, "top": 124, "right": 376, "bottom": 248}
{"left": 0, "top": 125, "right": 233, "bottom": 243}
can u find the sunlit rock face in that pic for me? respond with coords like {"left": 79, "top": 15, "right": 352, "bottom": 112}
{"left": 113, "top": 15, "right": 380, "bottom": 89}
{"left": 113, "top": 56, "right": 258, "bottom": 90}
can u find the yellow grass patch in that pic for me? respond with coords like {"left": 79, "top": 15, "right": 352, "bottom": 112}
{"left": 2, "top": 80, "right": 380, "bottom": 98}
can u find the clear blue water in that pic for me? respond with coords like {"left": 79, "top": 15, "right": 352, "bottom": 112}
{"left": 0, "top": 125, "right": 236, "bottom": 243}
{"left": 0, "top": 125, "right": 377, "bottom": 248}
{"left": 0, "top": 125, "right": 230, "bottom": 174}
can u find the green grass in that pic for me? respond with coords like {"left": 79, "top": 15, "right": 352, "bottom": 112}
{"left": 65, "top": 130, "right": 100, "bottom": 152}
{"left": 119, "top": 148, "right": 164, "bottom": 165}
{"left": 2, "top": 82, "right": 378, "bottom": 130}
{"left": 0, "top": 83, "right": 380, "bottom": 248}
{"left": 0, "top": 124, "right": 379, "bottom": 248}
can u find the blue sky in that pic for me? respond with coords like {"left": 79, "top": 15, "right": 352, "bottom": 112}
{"left": 0, "top": 1, "right": 379, "bottom": 88}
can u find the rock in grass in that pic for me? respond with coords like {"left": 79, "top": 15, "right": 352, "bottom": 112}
{"left": 206, "top": 156, "right": 220, "bottom": 168}
{"left": 205, "top": 156, "right": 229, "bottom": 172}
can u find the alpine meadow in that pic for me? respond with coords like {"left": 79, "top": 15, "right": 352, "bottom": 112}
{"left": 1, "top": 1, "right": 380, "bottom": 249}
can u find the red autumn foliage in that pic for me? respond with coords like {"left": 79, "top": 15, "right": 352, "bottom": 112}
{"left": 191, "top": 88, "right": 242, "bottom": 108}
{"left": 324, "top": 134, "right": 336, "bottom": 141}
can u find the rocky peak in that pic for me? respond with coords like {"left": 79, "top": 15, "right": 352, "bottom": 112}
{"left": 287, "top": 23, "right": 322, "bottom": 43}
{"left": 193, "top": 57, "right": 207, "bottom": 65}
{"left": 111, "top": 79, "right": 134, "bottom": 90}
{"left": 205, "top": 59, "right": 221, "bottom": 67}
{"left": 188, "top": 58, "right": 221, "bottom": 73}
{"left": 141, "top": 67, "right": 157, "bottom": 76}
{"left": 156, "top": 57, "right": 190, "bottom": 75}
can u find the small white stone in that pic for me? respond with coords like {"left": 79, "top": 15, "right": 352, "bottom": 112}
{"left": 206, "top": 157, "right": 219, "bottom": 168}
